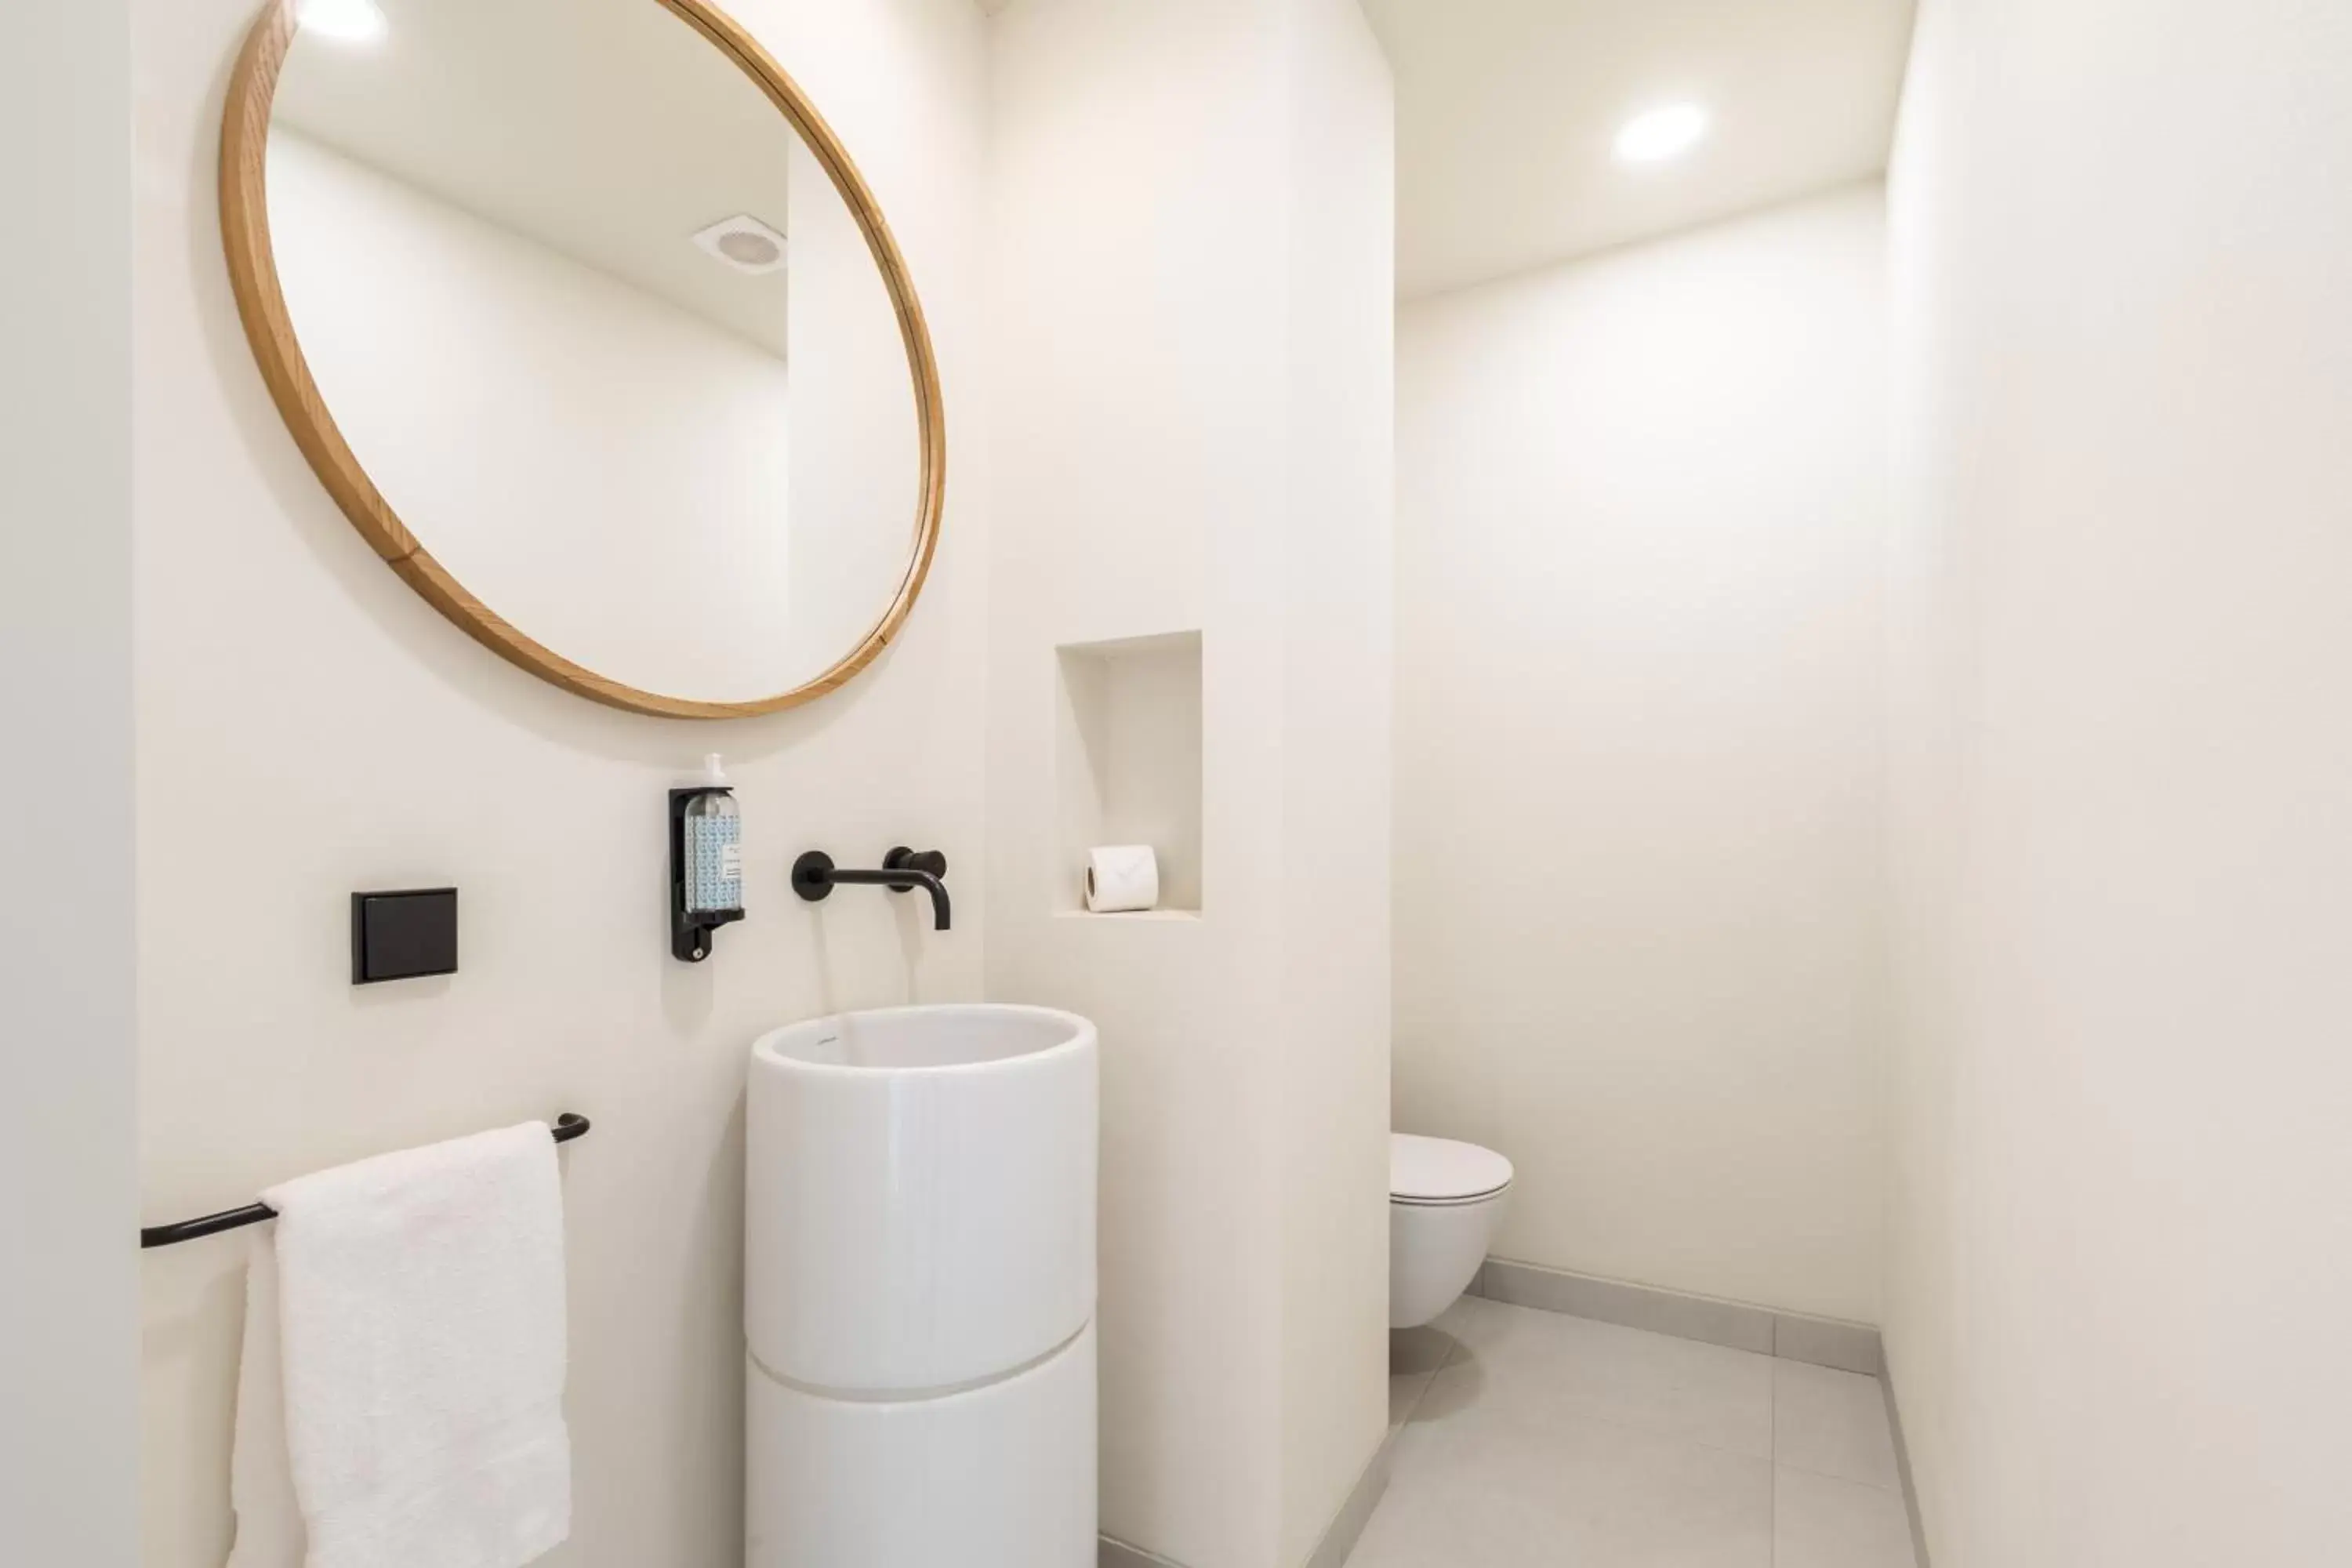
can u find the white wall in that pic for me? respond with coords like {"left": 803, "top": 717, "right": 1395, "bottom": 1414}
{"left": 0, "top": 2, "right": 140, "bottom": 1562}
{"left": 1273, "top": 2, "right": 1394, "bottom": 1559}
{"left": 1884, "top": 2, "right": 2352, "bottom": 1563}
{"left": 984, "top": 2, "right": 1392, "bottom": 1564}
{"left": 1396, "top": 188, "right": 1891, "bottom": 1324}
{"left": 133, "top": 1, "right": 988, "bottom": 1563}
{"left": 267, "top": 131, "right": 798, "bottom": 704}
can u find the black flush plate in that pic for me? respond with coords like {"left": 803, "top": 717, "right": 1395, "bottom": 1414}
{"left": 351, "top": 888, "right": 459, "bottom": 985}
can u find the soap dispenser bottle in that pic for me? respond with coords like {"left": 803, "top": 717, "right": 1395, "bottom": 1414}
{"left": 670, "top": 753, "right": 746, "bottom": 961}
{"left": 684, "top": 754, "right": 742, "bottom": 913}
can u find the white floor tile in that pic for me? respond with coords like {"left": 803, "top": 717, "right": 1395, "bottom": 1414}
{"left": 1361, "top": 1298, "right": 1924, "bottom": 1568}
{"left": 1427, "top": 1294, "right": 1775, "bottom": 1459}
{"left": 1389, "top": 1367, "right": 1436, "bottom": 1432}
{"left": 1774, "top": 1466, "right": 1918, "bottom": 1568}
{"left": 1391, "top": 1319, "right": 1461, "bottom": 1378}
{"left": 1773, "top": 1360, "right": 1901, "bottom": 1490}
{"left": 1388, "top": 1318, "right": 1467, "bottom": 1432}
{"left": 1351, "top": 1396, "right": 1772, "bottom": 1568}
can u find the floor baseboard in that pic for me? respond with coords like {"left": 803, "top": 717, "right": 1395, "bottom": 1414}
{"left": 1881, "top": 1363, "right": 1933, "bottom": 1568}
{"left": 1098, "top": 1422, "right": 1395, "bottom": 1568}
{"left": 1305, "top": 1427, "right": 1395, "bottom": 1568}
{"left": 1473, "top": 1257, "right": 1885, "bottom": 1375}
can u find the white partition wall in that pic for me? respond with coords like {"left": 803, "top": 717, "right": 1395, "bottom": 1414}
{"left": 1885, "top": 1, "right": 2352, "bottom": 1563}
{"left": 982, "top": 3, "right": 1395, "bottom": 1566}
{"left": 0, "top": 4, "right": 138, "bottom": 1562}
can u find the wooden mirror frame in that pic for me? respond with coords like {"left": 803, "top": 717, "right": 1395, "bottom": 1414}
{"left": 220, "top": 0, "right": 946, "bottom": 719}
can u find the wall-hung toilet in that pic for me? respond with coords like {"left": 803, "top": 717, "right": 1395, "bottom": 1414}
{"left": 1390, "top": 1134, "right": 1513, "bottom": 1328}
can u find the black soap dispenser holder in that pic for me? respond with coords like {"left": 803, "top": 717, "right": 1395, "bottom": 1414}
{"left": 670, "top": 754, "right": 745, "bottom": 963}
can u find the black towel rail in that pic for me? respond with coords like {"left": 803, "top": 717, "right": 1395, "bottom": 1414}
{"left": 138, "top": 1112, "right": 591, "bottom": 1250}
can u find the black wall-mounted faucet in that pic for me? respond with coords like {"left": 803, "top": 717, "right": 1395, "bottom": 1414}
{"left": 792, "top": 847, "right": 952, "bottom": 931}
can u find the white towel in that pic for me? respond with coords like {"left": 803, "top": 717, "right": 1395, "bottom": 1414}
{"left": 227, "top": 1122, "right": 572, "bottom": 1568}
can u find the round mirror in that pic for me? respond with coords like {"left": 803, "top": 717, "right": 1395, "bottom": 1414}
{"left": 222, "top": 0, "right": 944, "bottom": 717}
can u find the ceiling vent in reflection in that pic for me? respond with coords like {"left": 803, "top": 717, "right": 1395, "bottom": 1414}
{"left": 691, "top": 214, "right": 790, "bottom": 275}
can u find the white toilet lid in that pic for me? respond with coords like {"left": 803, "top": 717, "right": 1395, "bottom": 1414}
{"left": 1391, "top": 1134, "right": 1513, "bottom": 1203}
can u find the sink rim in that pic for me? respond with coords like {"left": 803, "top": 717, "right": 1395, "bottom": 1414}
{"left": 751, "top": 1002, "right": 1095, "bottom": 1079}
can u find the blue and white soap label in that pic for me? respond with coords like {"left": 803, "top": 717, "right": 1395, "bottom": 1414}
{"left": 688, "top": 813, "right": 743, "bottom": 913}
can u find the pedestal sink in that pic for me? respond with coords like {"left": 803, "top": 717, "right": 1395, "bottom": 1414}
{"left": 745, "top": 1004, "right": 1098, "bottom": 1568}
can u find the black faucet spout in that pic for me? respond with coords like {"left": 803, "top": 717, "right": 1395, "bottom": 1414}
{"left": 791, "top": 848, "right": 953, "bottom": 931}
{"left": 889, "top": 868, "right": 953, "bottom": 931}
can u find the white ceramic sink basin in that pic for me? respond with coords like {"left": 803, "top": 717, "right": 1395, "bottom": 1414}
{"left": 745, "top": 1004, "right": 1099, "bottom": 1396}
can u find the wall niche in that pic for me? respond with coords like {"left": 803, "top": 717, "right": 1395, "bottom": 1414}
{"left": 1054, "top": 631, "right": 1203, "bottom": 916}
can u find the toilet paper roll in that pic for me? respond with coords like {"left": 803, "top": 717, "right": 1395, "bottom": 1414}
{"left": 1084, "top": 845, "right": 1161, "bottom": 913}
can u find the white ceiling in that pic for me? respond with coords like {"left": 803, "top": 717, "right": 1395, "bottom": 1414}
{"left": 284, "top": 1, "right": 1910, "bottom": 332}
{"left": 275, "top": 0, "right": 800, "bottom": 355}
{"left": 1360, "top": 0, "right": 1917, "bottom": 299}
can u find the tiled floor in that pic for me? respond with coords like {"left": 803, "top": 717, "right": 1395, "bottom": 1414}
{"left": 1362, "top": 1295, "right": 1917, "bottom": 1568}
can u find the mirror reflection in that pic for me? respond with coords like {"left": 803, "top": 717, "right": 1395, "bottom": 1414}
{"left": 263, "top": 0, "right": 927, "bottom": 706}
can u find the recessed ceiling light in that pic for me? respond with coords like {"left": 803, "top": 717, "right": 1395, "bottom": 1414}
{"left": 296, "top": 0, "right": 389, "bottom": 45}
{"left": 692, "top": 214, "right": 790, "bottom": 276}
{"left": 1614, "top": 103, "right": 1710, "bottom": 165}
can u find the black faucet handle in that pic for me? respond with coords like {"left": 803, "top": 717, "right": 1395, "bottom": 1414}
{"left": 794, "top": 847, "right": 950, "bottom": 931}
{"left": 884, "top": 846, "right": 948, "bottom": 880}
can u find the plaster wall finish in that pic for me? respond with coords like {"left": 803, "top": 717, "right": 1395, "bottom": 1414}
{"left": 1396, "top": 189, "right": 1893, "bottom": 1326}
{"left": 1883, "top": 1, "right": 2352, "bottom": 1563}
{"left": 132, "top": 1, "right": 989, "bottom": 1562}
{"left": 985, "top": 2, "right": 1394, "bottom": 1563}
{"left": 0, "top": 5, "right": 140, "bottom": 1562}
